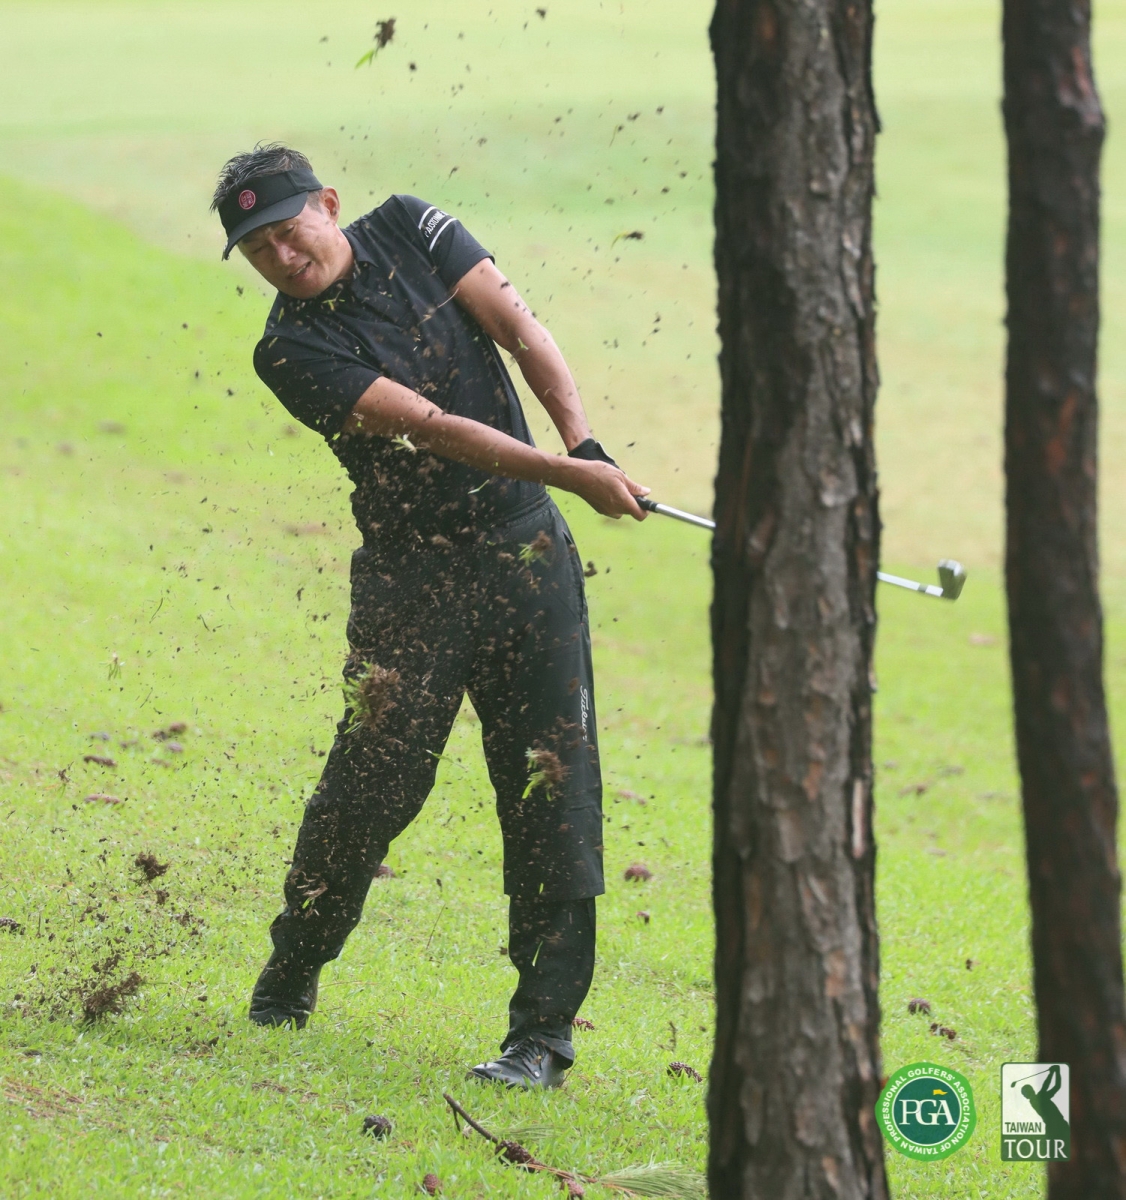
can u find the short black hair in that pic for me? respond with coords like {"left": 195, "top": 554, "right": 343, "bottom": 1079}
{"left": 211, "top": 142, "right": 321, "bottom": 212}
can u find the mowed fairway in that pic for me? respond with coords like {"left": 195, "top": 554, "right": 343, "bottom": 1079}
{"left": 0, "top": 1, "right": 1124, "bottom": 1197}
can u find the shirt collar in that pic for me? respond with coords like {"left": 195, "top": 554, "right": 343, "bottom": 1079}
{"left": 344, "top": 225, "right": 377, "bottom": 270}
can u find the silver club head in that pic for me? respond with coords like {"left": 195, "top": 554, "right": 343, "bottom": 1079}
{"left": 937, "top": 559, "right": 966, "bottom": 600}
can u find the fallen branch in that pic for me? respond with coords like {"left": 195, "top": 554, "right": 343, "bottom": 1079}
{"left": 444, "top": 1093, "right": 502, "bottom": 1144}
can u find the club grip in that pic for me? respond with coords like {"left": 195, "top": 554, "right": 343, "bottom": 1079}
{"left": 636, "top": 497, "right": 659, "bottom": 512}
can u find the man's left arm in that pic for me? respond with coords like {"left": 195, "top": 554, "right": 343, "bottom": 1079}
{"left": 452, "top": 259, "right": 594, "bottom": 453}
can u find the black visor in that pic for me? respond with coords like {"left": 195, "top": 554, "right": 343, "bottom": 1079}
{"left": 217, "top": 167, "right": 323, "bottom": 259}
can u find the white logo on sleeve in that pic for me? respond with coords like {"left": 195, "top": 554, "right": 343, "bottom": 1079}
{"left": 417, "top": 205, "right": 458, "bottom": 253}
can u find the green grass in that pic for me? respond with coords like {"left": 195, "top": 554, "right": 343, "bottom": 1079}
{"left": 1, "top": 0, "right": 1125, "bottom": 1194}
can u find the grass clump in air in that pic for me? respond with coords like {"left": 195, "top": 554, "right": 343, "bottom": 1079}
{"left": 523, "top": 746, "right": 568, "bottom": 798}
{"left": 355, "top": 18, "right": 396, "bottom": 68}
{"left": 342, "top": 662, "right": 402, "bottom": 735}
{"left": 518, "top": 530, "right": 553, "bottom": 566}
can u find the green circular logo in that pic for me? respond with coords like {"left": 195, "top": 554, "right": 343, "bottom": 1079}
{"left": 876, "top": 1062, "right": 976, "bottom": 1160}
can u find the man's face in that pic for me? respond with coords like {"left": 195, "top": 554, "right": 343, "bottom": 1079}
{"left": 238, "top": 187, "right": 352, "bottom": 298}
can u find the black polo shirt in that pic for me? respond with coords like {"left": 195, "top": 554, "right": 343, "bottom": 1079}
{"left": 254, "top": 195, "right": 545, "bottom": 544}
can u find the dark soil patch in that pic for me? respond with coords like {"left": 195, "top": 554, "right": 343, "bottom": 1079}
{"left": 374, "top": 17, "right": 395, "bottom": 48}
{"left": 623, "top": 862, "right": 652, "bottom": 882}
{"left": 174, "top": 910, "right": 205, "bottom": 936}
{"left": 135, "top": 852, "right": 170, "bottom": 882}
{"left": 82, "top": 970, "right": 143, "bottom": 1021}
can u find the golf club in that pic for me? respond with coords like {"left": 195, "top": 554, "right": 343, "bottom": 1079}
{"left": 636, "top": 497, "right": 967, "bottom": 600}
{"left": 1009, "top": 1066, "right": 1055, "bottom": 1088}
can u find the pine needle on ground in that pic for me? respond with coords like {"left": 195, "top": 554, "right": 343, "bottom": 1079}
{"left": 596, "top": 1163, "right": 707, "bottom": 1198}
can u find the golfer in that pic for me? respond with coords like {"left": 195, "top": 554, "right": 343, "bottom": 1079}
{"left": 211, "top": 144, "right": 647, "bottom": 1088}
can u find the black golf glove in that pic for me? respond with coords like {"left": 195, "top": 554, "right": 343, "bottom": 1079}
{"left": 567, "top": 438, "right": 619, "bottom": 468}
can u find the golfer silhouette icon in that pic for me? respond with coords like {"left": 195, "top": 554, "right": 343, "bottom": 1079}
{"left": 1021, "top": 1065, "right": 1070, "bottom": 1155}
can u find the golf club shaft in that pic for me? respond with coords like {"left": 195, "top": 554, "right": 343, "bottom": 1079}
{"left": 636, "top": 497, "right": 716, "bottom": 530}
{"left": 875, "top": 571, "right": 945, "bottom": 598}
{"left": 637, "top": 497, "right": 951, "bottom": 597}
{"left": 1011, "top": 1066, "right": 1054, "bottom": 1086}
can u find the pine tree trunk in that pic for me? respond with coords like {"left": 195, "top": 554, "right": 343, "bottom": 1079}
{"left": 1002, "top": 0, "right": 1126, "bottom": 1192}
{"left": 708, "top": 0, "right": 887, "bottom": 1195}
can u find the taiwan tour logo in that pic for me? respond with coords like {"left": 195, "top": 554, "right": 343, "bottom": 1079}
{"left": 1001, "top": 1063, "right": 1070, "bottom": 1161}
{"left": 876, "top": 1062, "right": 976, "bottom": 1159}
{"left": 238, "top": 189, "right": 257, "bottom": 210}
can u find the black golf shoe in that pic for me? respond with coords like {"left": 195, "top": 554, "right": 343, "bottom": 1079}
{"left": 248, "top": 952, "right": 321, "bottom": 1029}
{"left": 469, "top": 1038, "right": 570, "bottom": 1089}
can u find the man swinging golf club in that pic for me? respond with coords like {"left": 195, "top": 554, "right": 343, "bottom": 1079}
{"left": 211, "top": 143, "right": 648, "bottom": 1088}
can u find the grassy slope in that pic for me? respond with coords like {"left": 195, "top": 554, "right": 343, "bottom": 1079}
{"left": 0, "top": 0, "right": 1123, "bottom": 1196}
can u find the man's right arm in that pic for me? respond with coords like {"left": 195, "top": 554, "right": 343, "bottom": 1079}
{"left": 342, "top": 376, "right": 649, "bottom": 520}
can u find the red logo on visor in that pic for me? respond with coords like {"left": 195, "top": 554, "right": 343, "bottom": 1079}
{"left": 238, "top": 189, "right": 257, "bottom": 211}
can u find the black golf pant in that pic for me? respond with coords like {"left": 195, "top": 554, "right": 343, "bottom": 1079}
{"left": 268, "top": 497, "right": 603, "bottom": 1059}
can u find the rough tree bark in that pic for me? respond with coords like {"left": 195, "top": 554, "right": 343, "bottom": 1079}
{"left": 1003, "top": 0, "right": 1126, "bottom": 1192}
{"left": 708, "top": 0, "right": 886, "bottom": 1196}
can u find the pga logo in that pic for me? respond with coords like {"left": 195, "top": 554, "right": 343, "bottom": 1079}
{"left": 238, "top": 189, "right": 257, "bottom": 211}
{"left": 876, "top": 1062, "right": 977, "bottom": 1160}
{"left": 898, "top": 1094, "right": 958, "bottom": 1126}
